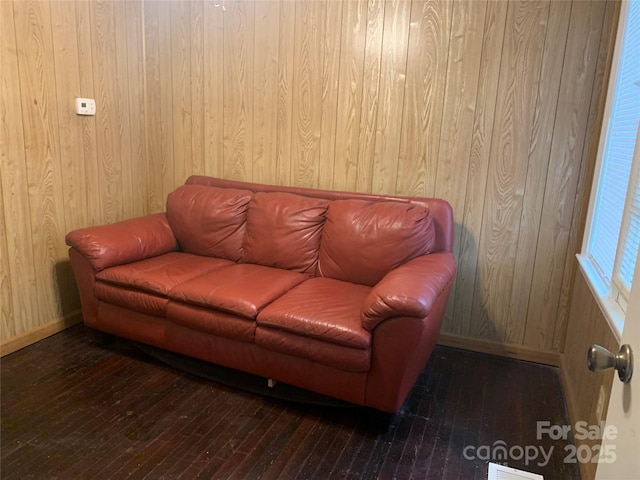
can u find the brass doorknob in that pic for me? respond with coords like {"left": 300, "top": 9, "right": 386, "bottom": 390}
{"left": 587, "top": 344, "right": 634, "bottom": 383}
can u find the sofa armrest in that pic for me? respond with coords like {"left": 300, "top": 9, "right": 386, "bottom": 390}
{"left": 360, "top": 252, "right": 457, "bottom": 331}
{"left": 65, "top": 213, "right": 177, "bottom": 271}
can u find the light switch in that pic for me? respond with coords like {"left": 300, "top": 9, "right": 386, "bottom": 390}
{"left": 75, "top": 98, "right": 96, "bottom": 116}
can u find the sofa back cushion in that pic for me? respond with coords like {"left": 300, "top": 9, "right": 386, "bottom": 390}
{"left": 242, "top": 192, "right": 330, "bottom": 275}
{"left": 317, "top": 199, "right": 435, "bottom": 286}
{"left": 166, "top": 185, "right": 252, "bottom": 261}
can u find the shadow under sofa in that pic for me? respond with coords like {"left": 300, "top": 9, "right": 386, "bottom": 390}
{"left": 66, "top": 176, "right": 457, "bottom": 413}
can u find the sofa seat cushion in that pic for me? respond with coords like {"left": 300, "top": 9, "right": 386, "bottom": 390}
{"left": 255, "top": 328, "right": 371, "bottom": 372}
{"left": 95, "top": 283, "right": 168, "bottom": 317}
{"left": 257, "top": 277, "right": 371, "bottom": 348}
{"left": 94, "top": 253, "right": 232, "bottom": 317}
{"left": 255, "top": 278, "right": 372, "bottom": 371}
{"left": 96, "top": 252, "right": 232, "bottom": 295}
{"left": 168, "top": 263, "right": 307, "bottom": 320}
{"left": 167, "top": 302, "right": 256, "bottom": 342}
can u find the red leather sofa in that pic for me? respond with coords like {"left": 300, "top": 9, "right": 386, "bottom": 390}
{"left": 66, "top": 176, "right": 456, "bottom": 413}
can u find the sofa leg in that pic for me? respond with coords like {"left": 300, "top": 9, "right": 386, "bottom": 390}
{"left": 358, "top": 408, "right": 395, "bottom": 433}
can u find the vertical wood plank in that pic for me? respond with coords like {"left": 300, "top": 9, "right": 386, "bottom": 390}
{"left": 190, "top": 0, "right": 205, "bottom": 177}
{"left": 469, "top": 0, "right": 549, "bottom": 341}
{"left": 524, "top": 1, "right": 607, "bottom": 350}
{"left": 506, "top": 0, "right": 571, "bottom": 344}
{"left": 450, "top": 0, "right": 509, "bottom": 338}
{"left": 434, "top": 0, "right": 487, "bottom": 332}
{"left": 144, "top": 0, "right": 174, "bottom": 213}
{"left": 203, "top": 0, "right": 224, "bottom": 179}
{"left": 291, "top": 0, "right": 326, "bottom": 188}
{"left": 90, "top": 0, "right": 124, "bottom": 222}
{"left": 0, "top": 0, "right": 30, "bottom": 338}
{"left": 370, "top": 0, "right": 411, "bottom": 195}
{"left": 158, "top": 0, "right": 176, "bottom": 200}
{"left": 333, "top": 0, "right": 367, "bottom": 193}
{"left": 396, "top": 0, "right": 453, "bottom": 198}
{"left": 355, "top": 0, "right": 385, "bottom": 193}
{"left": 49, "top": 0, "right": 86, "bottom": 315}
{"left": 317, "top": 0, "right": 343, "bottom": 190}
{"left": 113, "top": 0, "right": 135, "bottom": 220}
{"left": 253, "top": 0, "right": 281, "bottom": 185}
{"left": 75, "top": 0, "right": 101, "bottom": 226}
{"left": 554, "top": 0, "right": 619, "bottom": 353}
{"left": 143, "top": 0, "right": 160, "bottom": 207}
{"left": 14, "top": 0, "right": 67, "bottom": 325}
{"left": 171, "top": 0, "right": 193, "bottom": 185}
{"left": 224, "top": 0, "right": 254, "bottom": 182}
{"left": 275, "top": 0, "right": 296, "bottom": 186}
{"left": 125, "top": 0, "right": 148, "bottom": 217}
{"left": 50, "top": 0, "right": 88, "bottom": 232}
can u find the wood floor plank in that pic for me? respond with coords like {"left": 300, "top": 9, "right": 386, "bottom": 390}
{"left": 260, "top": 411, "right": 318, "bottom": 480}
{"left": 230, "top": 408, "right": 298, "bottom": 479}
{"left": 1, "top": 326, "right": 579, "bottom": 480}
{"left": 310, "top": 419, "right": 356, "bottom": 479}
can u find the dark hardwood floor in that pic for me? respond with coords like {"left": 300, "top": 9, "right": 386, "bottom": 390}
{"left": 1, "top": 325, "right": 579, "bottom": 479}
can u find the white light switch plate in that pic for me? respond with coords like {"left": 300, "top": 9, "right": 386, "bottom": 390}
{"left": 75, "top": 98, "right": 96, "bottom": 116}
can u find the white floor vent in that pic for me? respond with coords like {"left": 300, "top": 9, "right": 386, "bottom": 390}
{"left": 488, "top": 462, "right": 544, "bottom": 480}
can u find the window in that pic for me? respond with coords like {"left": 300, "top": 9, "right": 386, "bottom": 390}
{"left": 580, "top": 0, "right": 640, "bottom": 339}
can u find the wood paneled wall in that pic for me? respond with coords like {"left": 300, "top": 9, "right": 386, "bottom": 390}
{"left": 562, "top": 270, "right": 619, "bottom": 480}
{"left": 1, "top": 0, "right": 620, "bottom": 360}
{"left": 559, "top": 3, "right": 620, "bottom": 478}
{"left": 144, "top": 0, "right": 619, "bottom": 355}
{"left": 1, "top": 0, "right": 146, "bottom": 349}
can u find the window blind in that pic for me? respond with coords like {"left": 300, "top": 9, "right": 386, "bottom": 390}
{"left": 585, "top": 0, "right": 640, "bottom": 312}
{"left": 615, "top": 139, "right": 640, "bottom": 295}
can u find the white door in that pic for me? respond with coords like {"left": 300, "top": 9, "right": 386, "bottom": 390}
{"left": 595, "top": 245, "right": 640, "bottom": 480}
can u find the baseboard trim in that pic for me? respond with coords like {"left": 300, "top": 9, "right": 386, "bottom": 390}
{"left": 438, "top": 333, "right": 560, "bottom": 366}
{"left": 0, "top": 312, "right": 83, "bottom": 357}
